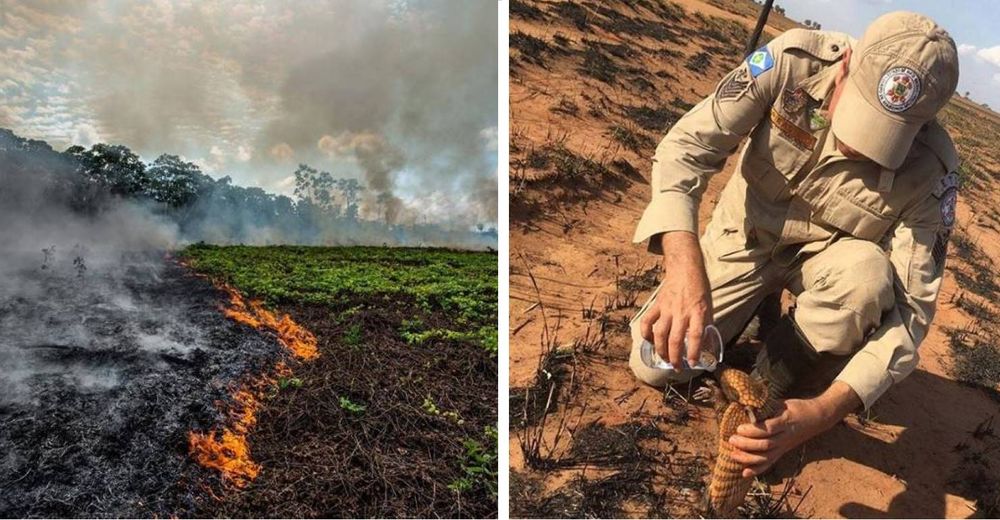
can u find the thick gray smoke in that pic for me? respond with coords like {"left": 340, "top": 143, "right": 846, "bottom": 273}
{"left": 317, "top": 132, "right": 407, "bottom": 224}
{"left": 0, "top": 0, "right": 499, "bottom": 230}
{"left": 0, "top": 138, "right": 179, "bottom": 404}
{"left": 263, "top": 0, "right": 499, "bottom": 225}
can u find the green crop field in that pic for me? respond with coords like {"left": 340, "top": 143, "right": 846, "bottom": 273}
{"left": 182, "top": 244, "right": 498, "bottom": 354}
{"left": 179, "top": 244, "right": 499, "bottom": 518}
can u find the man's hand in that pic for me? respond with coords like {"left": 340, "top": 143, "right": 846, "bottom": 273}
{"left": 639, "top": 231, "right": 713, "bottom": 368}
{"left": 727, "top": 381, "right": 862, "bottom": 477}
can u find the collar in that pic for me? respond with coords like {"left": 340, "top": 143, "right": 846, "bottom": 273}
{"left": 798, "top": 63, "right": 841, "bottom": 106}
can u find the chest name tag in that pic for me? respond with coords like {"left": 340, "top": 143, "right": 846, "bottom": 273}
{"left": 770, "top": 108, "right": 816, "bottom": 151}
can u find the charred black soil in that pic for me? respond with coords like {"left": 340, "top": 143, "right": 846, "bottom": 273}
{"left": 0, "top": 257, "right": 285, "bottom": 517}
{"left": 1, "top": 245, "right": 498, "bottom": 518}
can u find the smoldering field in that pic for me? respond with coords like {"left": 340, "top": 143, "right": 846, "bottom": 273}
{"left": 0, "top": 126, "right": 493, "bottom": 515}
{"left": 0, "top": 253, "right": 286, "bottom": 517}
{"left": 0, "top": 152, "right": 277, "bottom": 515}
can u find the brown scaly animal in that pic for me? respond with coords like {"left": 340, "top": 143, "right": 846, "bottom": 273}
{"left": 695, "top": 365, "right": 780, "bottom": 517}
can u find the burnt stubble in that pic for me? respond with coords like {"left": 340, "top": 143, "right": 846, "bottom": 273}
{"left": 0, "top": 255, "right": 284, "bottom": 518}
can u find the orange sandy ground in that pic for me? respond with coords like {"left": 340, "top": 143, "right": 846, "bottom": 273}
{"left": 509, "top": 0, "right": 1000, "bottom": 517}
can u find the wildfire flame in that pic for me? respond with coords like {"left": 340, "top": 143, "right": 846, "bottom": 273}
{"left": 187, "top": 282, "right": 319, "bottom": 488}
{"left": 222, "top": 289, "right": 319, "bottom": 361}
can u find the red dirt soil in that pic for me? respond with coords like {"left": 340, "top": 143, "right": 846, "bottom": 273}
{"left": 509, "top": 0, "right": 1000, "bottom": 517}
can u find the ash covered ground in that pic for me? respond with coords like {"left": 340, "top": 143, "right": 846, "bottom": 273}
{"left": 0, "top": 251, "right": 284, "bottom": 518}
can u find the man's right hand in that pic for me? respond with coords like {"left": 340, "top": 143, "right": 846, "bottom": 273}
{"left": 639, "top": 231, "right": 713, "bottom": 368}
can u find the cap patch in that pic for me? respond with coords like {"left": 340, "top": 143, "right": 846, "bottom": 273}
{"left": 747, "top": 47, "right": 773, "bottom": 78}
{"left": 877, "top": 67, "right": 921, "bottom": 113}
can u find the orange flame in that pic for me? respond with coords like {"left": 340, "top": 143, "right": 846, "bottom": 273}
{"left": 186, "top": 280, "right": 319, "bottom": 488}
{"left": 222, "top": 289, "right": 318, "bottom": 361}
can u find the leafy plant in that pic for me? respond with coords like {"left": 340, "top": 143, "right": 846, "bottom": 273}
{"left": 422, "top": 396, "right": 464, "bottom": 425}
{"left": 449, "top": 426, "right": 498, "bottom": 498}
{"left": 179, "top": 245, "right": 497, "bottom": 356}
{"left": 278, "top": 377, "right": 303, "bottom": 389}
{"left": 339, "top": 396, "right": 366, "bottom": 414}
{"left": 343, "top": 323, "right": 363, "bottom": 346}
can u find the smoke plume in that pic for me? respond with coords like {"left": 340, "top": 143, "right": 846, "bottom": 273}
{"left": 0, "top": 0, "right": 498, "bottom": 230}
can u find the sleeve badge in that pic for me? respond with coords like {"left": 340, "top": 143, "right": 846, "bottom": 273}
{"left": 718, "top": 65, "right": 751, "bottom": 102}
{"left": 747, "top": 47, "right": 774, "bottom": 78}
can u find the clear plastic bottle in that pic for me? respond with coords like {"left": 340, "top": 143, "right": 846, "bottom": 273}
{"left": 639, "top": 324, "right": 723, "bottom": 373}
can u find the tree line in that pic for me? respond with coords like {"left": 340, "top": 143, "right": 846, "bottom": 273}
{"left": 0, "top": 128, "right": 496, "bottom": 248}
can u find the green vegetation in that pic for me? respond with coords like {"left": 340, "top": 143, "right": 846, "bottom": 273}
{"left": 181, "top": 245, "right": 498, "bottom": 355}
{"left": 343, "top": 323, "right": 363, "bottom": 347}
{"left": 401, "top": 325, "right": 498, "bottom": 354}
{"left": 338, "top": 396, "right": 367, "bottom": 414}
{"left": 449, "top": 426, "right": 499, "bottom": 498}
{"left": 422, "top": 396, "right": 465, "bottom": 425}
{"left": 278, "top": 377, "right": 303, "bottom": 389}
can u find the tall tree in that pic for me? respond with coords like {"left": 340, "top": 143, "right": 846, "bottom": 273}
{"left": 68, "top": 143, "right": 149, "bottom": 197}
{"left": 145, "top": 154, "right": 207, "bottom": 207}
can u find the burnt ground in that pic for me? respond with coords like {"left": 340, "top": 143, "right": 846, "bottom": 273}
{"left": 195, "top": 299, "right": 499, "bottom": 518}
{"left": 0, "top": 255, "right": 286, "bottom": 517}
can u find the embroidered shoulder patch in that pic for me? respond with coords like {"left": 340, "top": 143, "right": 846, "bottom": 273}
{"left": 747, "top": 47, "right": 774, "bottom": 78}
{"left": 781, "top": 88, "right": 807, "bottom": 115}
{"left": 940, "top": 187, "right": 957, "bottom": 228}
{"left": 932, "top": 172, "right": 959, "bottom": 274}
{"left": 718, "top": 65, "right": 751, "bottom": 101}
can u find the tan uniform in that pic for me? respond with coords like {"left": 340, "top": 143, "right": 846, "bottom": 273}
{"left": 629, "top": 29, "right": 959, "bottom": 410}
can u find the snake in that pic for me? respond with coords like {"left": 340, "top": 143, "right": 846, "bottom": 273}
{"left": 699, "top": 365, "right": 781, "bottom": 517}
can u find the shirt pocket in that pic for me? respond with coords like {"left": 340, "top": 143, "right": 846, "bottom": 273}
{"left": 818, "top": 190, "right": 896, "bottom": 242}
{"left": 739, "top": 111, "right": 816, "bottom": 203}
{"left": 703, "top": 212, "right": 760, "bottom": 261}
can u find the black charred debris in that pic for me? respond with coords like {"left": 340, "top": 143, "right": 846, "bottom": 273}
{"left": 0, "top": 256, "right": 285, "bottom": 518}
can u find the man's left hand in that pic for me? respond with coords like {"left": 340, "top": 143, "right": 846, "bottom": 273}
{"left": 726, "top": 381, "right": 862, "bottom": 478}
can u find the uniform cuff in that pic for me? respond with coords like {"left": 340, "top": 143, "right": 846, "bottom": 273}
{"left": 834, "top": 350, "right": 894, "bottom": 410}
{"left": 632, "top": 193, "right": 698, "bottom": 254}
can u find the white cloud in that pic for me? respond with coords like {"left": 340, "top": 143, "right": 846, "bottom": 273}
{"left": 957, "top": 43, "right": 977, "bottom": 55}
{"left": 235, "top": 145, "right": 252, "bottom": 162}
{"left": 274, "top": 175, "right": 296, "bottom": 197}
{"left": 72, "top": 123, "right": 100, "bottom": 147}
{"left": 993, "top": 73, "right": 1000, "bottom": 85}
{"left": 317, "top": 131, "right": 385, "bottom": 158}
{"left": 199, "top": 145, "right": 226, "bottom": 172}
{"left": 977, "top": 46, "right": 1000, "bottom": 68}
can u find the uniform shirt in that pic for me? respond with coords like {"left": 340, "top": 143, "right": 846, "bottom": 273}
{"left": 634, "top": 29, "right": 959, "bottom": 409}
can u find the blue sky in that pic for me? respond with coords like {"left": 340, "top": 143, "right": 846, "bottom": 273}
{"left": 780, "top": 0, "right": 1000, "bottom": 109}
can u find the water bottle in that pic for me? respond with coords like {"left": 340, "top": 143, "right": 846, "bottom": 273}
{"left": 639, "top": 324, "right": 723, "bottom": 372}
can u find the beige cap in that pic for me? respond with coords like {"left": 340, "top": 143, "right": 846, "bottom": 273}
{"left": 832, "top": 11, "right": 959, "bottom": 170}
